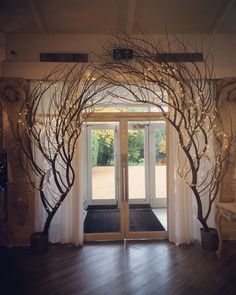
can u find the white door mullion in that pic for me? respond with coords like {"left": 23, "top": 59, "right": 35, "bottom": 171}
{"left": 86, "top": 125, "right": 93, "bottom": 206}
{"left": 114, "top": 125, "right": 120, "bottom": 208}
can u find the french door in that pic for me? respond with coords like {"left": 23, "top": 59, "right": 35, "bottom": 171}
{"left": 84, "top": 114, "right": 168, "bottom": 241}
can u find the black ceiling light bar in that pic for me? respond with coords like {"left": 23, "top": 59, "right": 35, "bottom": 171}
{"left": 113, "top": 48, "right": 133, "bottom": 60}
{"left": 156, "top": 52, "right": 203, "bottom": 63}
{"left": 40, "top": 53, "right": 88, "bottom": 62}
{"left": 112, "top": 49, "right": 203, "bottom": 62}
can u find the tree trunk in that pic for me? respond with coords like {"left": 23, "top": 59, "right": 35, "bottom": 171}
{"left": 42, "top": 209, "right": 58, "bottom": 235}
{"left": 198, "top": 216, "right": 209, "bottom": 231}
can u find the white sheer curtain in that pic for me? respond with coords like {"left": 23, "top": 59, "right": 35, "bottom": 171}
{"left": 168, "top": 124, "right": 194, "bottom": 245}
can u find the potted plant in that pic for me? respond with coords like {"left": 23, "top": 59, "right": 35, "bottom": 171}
{"left": 15, "top": 64, "right": 111, "bottom": 254}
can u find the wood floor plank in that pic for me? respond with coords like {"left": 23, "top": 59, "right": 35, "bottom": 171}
{"left": 1, "top": 240, "right": 236, "bottom": 295}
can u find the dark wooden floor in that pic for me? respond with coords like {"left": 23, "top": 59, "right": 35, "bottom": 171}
{"left": 1, "top": 240, "right": 236, "bottom": 295}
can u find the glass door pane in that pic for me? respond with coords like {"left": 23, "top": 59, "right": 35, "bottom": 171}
{"left": 91, "top": 128, "right": 116, "bottom": 200}
{"left": 155, "top": 126, "right": 167, "bottom": 198}
{"left": 153, "top": 122, "right": 167, "bottom": 207}
{"left": 128, "top": 122, "right": 146, "bottom": 201}
{"left": 151, "top": 122, "right": 167, "bottom": 230}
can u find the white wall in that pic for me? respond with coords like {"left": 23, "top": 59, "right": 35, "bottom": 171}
{"left": 5, "top": 33, "right": 110, "bottom": 62}
{"left": 2, "top": 33, "right": 236, "bottom": 79}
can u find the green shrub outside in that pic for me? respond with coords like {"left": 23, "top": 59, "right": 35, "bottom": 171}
{"left": 92, "top": 128, "right": 166, "bottom": 166}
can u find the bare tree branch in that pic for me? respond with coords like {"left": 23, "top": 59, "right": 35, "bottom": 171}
{"left": 103, "top": 34, "right": 233, "bottom": 231}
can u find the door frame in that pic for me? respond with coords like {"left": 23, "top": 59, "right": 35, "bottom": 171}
{"left": 126, "top": 121, "right": 150, "bottom": 205}
{"left": 84, "top": 112, "right": 168, "bottom": 241}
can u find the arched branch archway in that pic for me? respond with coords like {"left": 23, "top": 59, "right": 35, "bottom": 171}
{"left": 15, "top": 34, "right": 233, "bottom": 236}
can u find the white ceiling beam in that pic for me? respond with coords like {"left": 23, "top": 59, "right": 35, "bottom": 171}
{"left": 127, "top": 0, "right": 136, "bottom": 35}
{"left": 208, "top": 0, "right": 235, "bottom": 34}
{"left": 29, "top": 0, "right": 47, "bottom": 33}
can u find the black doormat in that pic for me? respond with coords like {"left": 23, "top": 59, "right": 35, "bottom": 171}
{"left": 84, "top": 209, "right": 165, "bottom": 233}
{"left": 87, "top": 205, "right": 118, "bottom": 210}
{"left": 129, "top": 204, "right": 151, "bottom": 209}
{"left": 87, "top": 204, "right": 151, "bottom": 210}
{"left": 84, "top": 209, "right": 120, "bottom": 233}
{"left": 129, "top": 209, "right": 165, "bottom": 232}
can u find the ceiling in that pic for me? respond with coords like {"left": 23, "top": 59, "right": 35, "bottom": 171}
{"left": 0, "top": 0, "right": 236, "bottom": 35}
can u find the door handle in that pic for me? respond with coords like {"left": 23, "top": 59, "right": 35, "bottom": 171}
{"left": 123, "top": 153, "right": 129, "bottom": 203}
{"left": 122, "top": 153, "right": 125, "bottom": 202}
